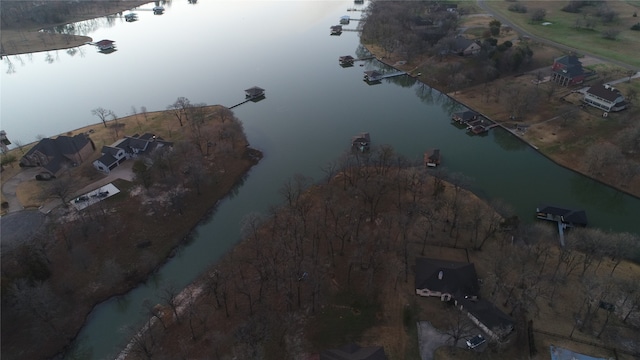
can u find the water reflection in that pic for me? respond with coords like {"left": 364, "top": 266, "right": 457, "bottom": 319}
{"left": 493, "top": 127, "right": 528, "bottom": 151}
{"left": 570, "top": 174, "right": 629, "bottom": 214}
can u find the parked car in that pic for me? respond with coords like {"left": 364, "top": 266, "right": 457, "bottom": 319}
{"left": 466, "top": 334, "right": 485, "bottom": 349}
{"left": 74, "top": 195, "right": 89, "bottom": 203}
{"left": 92, "top": 191, "right": 109, "bottom": 198}
{"left": 35, "top": 172, "right": 55, "bottom": 181}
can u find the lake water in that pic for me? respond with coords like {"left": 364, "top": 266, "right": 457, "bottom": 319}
{"left": 1, "top": 1, "right": 639, "bottom": 359}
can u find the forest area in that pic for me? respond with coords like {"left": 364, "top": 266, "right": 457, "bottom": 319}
{"left": 119, "top": 145, "right": 640, "bottom": 359}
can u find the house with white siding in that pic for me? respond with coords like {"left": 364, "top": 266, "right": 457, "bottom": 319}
{"left": 93, "top": 133, "right": 172, "bottom": 173}
{"left": 583, "top": 84, "right": 627, "bottom": 112}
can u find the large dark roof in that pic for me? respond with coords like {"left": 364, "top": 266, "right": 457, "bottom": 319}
{"left": 415, "top": 258, "right": 479, "bottom": 297}
{"left": 22, "top": 134, "right": 91, "bottom": 173}
{"left": 537, "top": 205, "right": 588, "bottom": 226}
{"left": 457, "top": 297, "right": 514, "bottom": 333}
{"left": 453, "top": 36, "right": 475, "bottom": 51}
{"left": 586, "top": 84, "right": 623, "bottom": 102}
{"left": 320, "top": 343, "right": 388, "bottom": 360}
{"left": 555, "top": 55, "right": 581, "bottom": 66}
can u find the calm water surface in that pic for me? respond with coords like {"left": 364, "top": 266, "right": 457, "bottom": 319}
{"left": 1, "top": 1, "right": 639, "bottom": 358}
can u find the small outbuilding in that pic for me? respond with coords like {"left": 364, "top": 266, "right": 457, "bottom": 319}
{"left": 245, "top": 86, "right": 265, "bottom": 99}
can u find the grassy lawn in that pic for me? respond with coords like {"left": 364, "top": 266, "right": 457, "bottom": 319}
{"left": 483, "top": 0, "right": 640, "bottom": 68}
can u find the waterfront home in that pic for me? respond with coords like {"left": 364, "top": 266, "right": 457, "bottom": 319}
{"left": 0, "top": 130, "right": 11, "bottom": 153}
{"left": 455, "top": 297, "right": 515, "bottom": 342}
{"left": 551, "top": 55, "right": 585, "bottom": 86}
{"left": 93, "top": 133, "right": 172, "bottom": 174}
{"left": 583, "top": 84, "right": 627, "bottom": 112}
{"left": 451, "top": 36, "right": 480, "bottom": 56}
{"left": 415, "top": 258, "right": 479, "bottom": 301}
{"left": 20, "top": 134, "right": 95, "bottom": 176}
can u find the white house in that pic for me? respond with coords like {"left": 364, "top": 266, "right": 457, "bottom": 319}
{"left": 93, "top": 133, "right": 172, "bottom": 174}
{"left": 583, "top": 84, "right": 627, "bottom": 112}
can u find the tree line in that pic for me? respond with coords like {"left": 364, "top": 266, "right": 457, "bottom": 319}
{"left": 121, "top": 145, "right": 640, "bottom": 359}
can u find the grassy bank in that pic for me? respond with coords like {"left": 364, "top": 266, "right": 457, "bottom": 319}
{"left": 483, "top": 0, "right": 640, "bottom": 68}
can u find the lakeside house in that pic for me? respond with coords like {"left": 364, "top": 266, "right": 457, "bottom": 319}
{"left": 415, "top": 258, "right": 479, "bottom": 301}
{"left": 583, "top": 84, "right": 627, "bottom": 112}
{"left": 19, "top": 134, "right": 96, "bottom": 176}
{"left": 415, "top": 257, "right": 515, "bottom": 343}
{"left": 451, "top": 36, "right": 481, "bottom": 56}
{"left": 455, "top": 297, "right": 515, "bottom": 342}
{"left": 551, "top": 55, "right": 585, "bottom": 86}
{"left": 93, "top": 133, "right": 172, "bottom": 174}
{"left": 320, "top": 343, "right": 388, "bottom": 360}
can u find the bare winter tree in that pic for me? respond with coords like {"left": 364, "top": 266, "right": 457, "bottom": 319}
{"left": 167, "top": 97, "right": 192, "bottom": 127}
{"left": 91, "top": 107, "right": 114, "bottom": 128}
{"left": 443, "top": 307, "right": 476, "bottom": 353}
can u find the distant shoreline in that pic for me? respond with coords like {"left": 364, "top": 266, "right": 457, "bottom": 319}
{"left": 0, "top": 1, "right": 149, "bottom": 56}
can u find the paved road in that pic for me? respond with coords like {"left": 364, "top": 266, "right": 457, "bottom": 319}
{"left": 476, "top": 0, "right": 639, "bottom": 72}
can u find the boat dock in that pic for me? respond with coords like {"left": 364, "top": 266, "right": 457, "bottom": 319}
{"left": 451, "top": 110, "right": 498, "bottom": 135}
{"left": 229, "top": 86, "right": 265, "bottom": 109}
{"left": 364, "top": 70, "right": 406, "bottom": 82}
{"left": 536, "top": 205, "right": 588, "bottom": 246}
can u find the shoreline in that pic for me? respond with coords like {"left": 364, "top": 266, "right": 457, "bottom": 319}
{"left": 0, "top": 1, "right": 149, "bottom": 56}
{"left": 363, "top": 44, "right": 640, "bottom": 201}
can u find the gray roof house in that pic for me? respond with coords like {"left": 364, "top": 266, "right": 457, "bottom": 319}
{"left": 320, "top": 343, "right": 388, "bottom": 360}
{"left": 19, "top": 134, "right": 95, "bottom": 176}
{"left": 583, "top": 84, "right": 627, "bottom": 112}
{"left": 93, "top": 133, "right": 172, "bottom": 174}
{"left": 415, "top": 258, "right": 479, "bottom": 301}
{"left": 451, "top": 36, "right": 481, "bottom": 56}
{"left": 455, "top": 297, "right": 515, "bottom": 342}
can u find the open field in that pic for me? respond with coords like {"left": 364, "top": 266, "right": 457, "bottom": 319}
{"left": 483, "top": 0, "right": 640, "bottom": 68}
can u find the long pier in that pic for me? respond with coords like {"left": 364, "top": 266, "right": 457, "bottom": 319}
{"left": 229, "top": 99, "right": 251, "bottom": 109}
{"left": 371, "top": 71, "right": 406, "bottom": 81}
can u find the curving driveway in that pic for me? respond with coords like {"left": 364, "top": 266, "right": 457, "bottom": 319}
{"left": 0, "top": 162, "right": 135, "bottom": 250}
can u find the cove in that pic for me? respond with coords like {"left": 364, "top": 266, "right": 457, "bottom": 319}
{"left": 1, "top": 1, "right": 638, "bottom": 358}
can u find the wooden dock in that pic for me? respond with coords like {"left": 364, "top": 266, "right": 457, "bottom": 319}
{"left": 229, "top": 99, "right": 250, "bottom": 109}
{"left": 364, "top": 71, "right": 406, "bottom": 82}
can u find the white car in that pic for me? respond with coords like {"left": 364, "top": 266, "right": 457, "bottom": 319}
{"left": 466, "top": 334, "right": 485, "bottom": 349}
